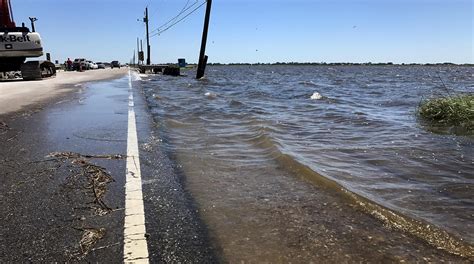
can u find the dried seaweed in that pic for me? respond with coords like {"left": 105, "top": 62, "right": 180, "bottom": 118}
{"left": 44, "top": 151, "right": 122, "bottom": 258}
{"left": 43, "top": 151, "right": 124, "bottom": 212}
{"left": 72, "top": 227, "right": 106, "bottom": 255}
{"left": 47, "top": 151, "right": 125, "bottom": 160}
{"left": 0, "top": 121, "right": 9, "bottom": 131}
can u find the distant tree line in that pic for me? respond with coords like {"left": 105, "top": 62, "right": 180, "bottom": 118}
{"left": 206, "top": 62, "right": 473, "bottom": 66}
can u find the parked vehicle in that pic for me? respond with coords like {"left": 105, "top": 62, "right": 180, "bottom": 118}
{"left": 111, "top": 61, "right": 121, "bottom": 69}
{"left": 96, "top": 62, "right": 105, "bottom": 69}
{"left": 84, "top": 60, "right": 96, "bottom": 70}
{"left": 73, "top": 58, "right": 87, "bottom": 71}
{"left": 88, "top": 61, "right": 98, "bottom": 70}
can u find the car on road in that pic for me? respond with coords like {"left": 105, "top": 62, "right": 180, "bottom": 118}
{"left": 84, "top": 61, "right": 97, "bottom": 70}
{"left": 96, "top": 62, "right": 106, "bottom": 69}
{"left": 73, "top": 58, "right": 87, "bottom": 71}
{"left": 88, "top": 61, "right": 98, "bottom": 70}
{"left": 111, "top": 61, "right": 121, "bottom": 69}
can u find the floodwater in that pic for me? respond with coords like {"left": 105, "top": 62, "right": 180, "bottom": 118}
{"left": 140, "top": 66, "right": 473, "bottom": 261}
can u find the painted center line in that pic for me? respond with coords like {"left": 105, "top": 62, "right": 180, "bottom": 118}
{"left": 124, "top": 70, "right": 149, "bottom": 263}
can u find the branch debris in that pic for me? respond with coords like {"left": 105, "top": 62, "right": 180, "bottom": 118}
{"left": 44, "top": 152, "right": 121, "bottom": 214}
{"left": 75, "top": 227, "right": 106, "bottom": 255}
{"left": 47, "top": 152, "right": 125, "bottom": 160}
{"left": 0, "top": 121, "right": 9, "bottom": 131}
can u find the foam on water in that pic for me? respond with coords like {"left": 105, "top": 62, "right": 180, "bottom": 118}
{"left": 310, "top": 92, "right": 323, "bottom": 100}
{"left": 131, "top": 71, "right": 142, "bottom": 81}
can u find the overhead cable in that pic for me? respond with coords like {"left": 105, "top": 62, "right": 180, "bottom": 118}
{"left": 150, "top": 0, "right": 206, "bottom": 38}
{"left": 150, "top": 0, "right": 199, "bottom": 34}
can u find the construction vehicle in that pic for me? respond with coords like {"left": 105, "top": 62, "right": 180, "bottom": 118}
{"left": 0, "top": 0, "right": 55, "bottom": 80}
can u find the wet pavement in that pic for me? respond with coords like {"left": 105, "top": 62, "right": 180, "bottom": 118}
{"left": 0, "top": 73, "right": 216, "bottom": 262}
{"left": 133, "top": 77, "right": 218, "bottom": 263}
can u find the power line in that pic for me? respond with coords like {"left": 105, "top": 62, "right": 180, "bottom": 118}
{"left": 152, "top": 0, "right": 193, "bottom": 27}
{"left": 150, "top": 0, "right": 199, "bottom": 34}
{"left": 162, "top": 0, "right": 192, "bottom": 29}
{"left": 178, "top": 0, "right": 192, "bottom": 15}
{"left": 150, "top": 2, "right": 159, "bottom": 16}
{"left": 151, "top": 0, "right": 196, "bottom": 33}
{"left": 145, "top": 0, "right": 152, "bottom": 8}
{"left": 150, "top": 1, "right": 206, "bottom": 38}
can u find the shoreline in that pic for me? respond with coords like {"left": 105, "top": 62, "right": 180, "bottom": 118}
{"left": 204, "top": 63, "right": 474, "bottom": 67}
{"left": 0, "top": 68, "right": 128, "bottom": 117}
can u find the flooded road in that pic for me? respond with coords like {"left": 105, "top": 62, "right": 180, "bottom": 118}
{"left": 142, "top": 65, "right": 473, "bottom": 261}
{"left": 1, "top": 67, "right": 471, "bottom": 262}
{"left": 0, "top": 73, "right": 216, "bottom": 262}
{"left": 0, "top": 78, "right": 130, "bottom": 262}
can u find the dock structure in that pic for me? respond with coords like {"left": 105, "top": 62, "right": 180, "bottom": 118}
{"left": 137, "top": 64, "right": 181, "bottom": 76}
{"left": 137, "top": 64, "right": 166, "bottom": 73}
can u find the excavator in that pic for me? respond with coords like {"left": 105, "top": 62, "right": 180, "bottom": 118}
{"left": 0, "top": 0, "right": 55, "bottom": 80}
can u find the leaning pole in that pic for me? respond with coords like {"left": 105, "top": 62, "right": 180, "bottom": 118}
{"left": 196, "top": 0, "right": 212, "bottom": 79}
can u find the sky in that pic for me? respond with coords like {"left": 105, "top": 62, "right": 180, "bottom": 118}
{"left": 10, "top": 0, "right": 473, "bottom": 64}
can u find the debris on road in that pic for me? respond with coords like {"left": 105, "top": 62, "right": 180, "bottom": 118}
{"left": 47, "top": 151, "right": 125, "bottom": 160}
{"left": 42, "top": 151, "right": 122, "bottom": 258}
{"left": 45, "top": 152, "right": 121, "bottom": 213}
{"left": 79, "top": 227, "right": 106, "bottom": 254}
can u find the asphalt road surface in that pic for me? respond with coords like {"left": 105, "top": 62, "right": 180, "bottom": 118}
{"left": 0, "top": 72, "right": 217, "bottom": 262}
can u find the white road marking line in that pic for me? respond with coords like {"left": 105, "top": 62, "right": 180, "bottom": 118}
{"left": 124, "top": 70, "right": 149, "bottom": 263}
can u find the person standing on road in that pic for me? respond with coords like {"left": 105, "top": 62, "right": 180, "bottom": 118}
{"left": 67, "top": 58, "right": 72, "bottom": 71}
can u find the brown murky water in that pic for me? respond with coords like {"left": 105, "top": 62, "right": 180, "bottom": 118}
{"left": 140, "top": 66, "right": 473, "bottom": 261}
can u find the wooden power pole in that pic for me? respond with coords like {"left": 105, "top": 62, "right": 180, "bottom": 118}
{"left": 196, "top": 0, "right": 212, "bottom": 79}
{"left": 144, "top": 7, "right": 151, "bottom": 65}
{"left": 136, "top": 38, "right": 140, "bottom": 65}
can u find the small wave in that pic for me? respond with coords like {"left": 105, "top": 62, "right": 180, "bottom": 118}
{"left": 437, "top": 183, "right": 474, "bottom": 200}
{"left": 205, "top": 92, "right": 218, "bottom": 99}
{"left": 299, "top": 81, "right": 318, "bottom": 87}
{"left": 245, "top": 127, "right": 474, "bottom": 258}
{"left": 247, "top": 130, "right": 281, "bottom": 152}
{"left": 166, "top": 118, "right": 191, "bottom": 128}
{"left": 276, "top": 153, "right": 474, "bottom": 258}
{"left": 229, "top": 99, "right": 244, "bottom": 108}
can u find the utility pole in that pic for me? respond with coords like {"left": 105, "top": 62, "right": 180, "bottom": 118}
{"left": 196, "top": 0, "right": 212, "bottom": 79}
{"left": 140, "top": 40, "right": 144, "bottom": 65}
{"left": 136, "top": 38, "right": 140, "bottom": 65}
{"left": 133, "top": 49, "right": 136, "bottom": 66}
{"left": 144, "top": 7, "right": 151, "bottom": 65}
{"left": 28, "top": 17, "right": 37, "bottom": 32}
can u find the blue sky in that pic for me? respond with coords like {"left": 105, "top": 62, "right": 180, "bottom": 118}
{"left": 10, "top": 0, "right": 473, "bottom": 64}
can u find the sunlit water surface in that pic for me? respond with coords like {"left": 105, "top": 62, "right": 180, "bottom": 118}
{"left": 141, "top": 65, "right": 473, "bottom": 260}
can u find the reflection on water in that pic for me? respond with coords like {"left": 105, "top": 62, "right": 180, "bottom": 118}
{"left": 141, "top": 66, "right": 473, "bottom": 261}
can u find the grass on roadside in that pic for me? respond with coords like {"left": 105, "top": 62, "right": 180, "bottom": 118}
{"left": 417, "top": 94, "right": 473, "bottom": 131}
